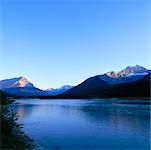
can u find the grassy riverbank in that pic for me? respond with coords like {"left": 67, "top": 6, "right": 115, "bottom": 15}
{"left": 0, "top": 91, "right": 34, "bottom": 149}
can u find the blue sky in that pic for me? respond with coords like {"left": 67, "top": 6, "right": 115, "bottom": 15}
{"left": 1, "top": 0, "right": 150, "bottom": 89}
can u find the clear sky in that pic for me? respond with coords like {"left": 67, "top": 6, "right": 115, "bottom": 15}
{"left": 1, "top": 0, "right": 150, "bottom": 89}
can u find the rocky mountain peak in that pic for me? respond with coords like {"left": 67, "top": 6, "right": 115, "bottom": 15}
{"left": 16, "top": 76, "right": 33, "bottom": 87}
{"left": 106, "top": 65, "right": 147, "bottom": 78}
{"left": 106, "top": 71, "right": 118, "bottom": 78}
{"left": 0, "top": 76, "right": 34, "bottom": 89}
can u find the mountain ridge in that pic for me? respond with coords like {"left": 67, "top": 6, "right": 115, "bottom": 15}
{"left": 0, "top": 65, "right": 150, "bottom": 98}
{"left": 59, "top": 73, "right": 150, "bottom": 98}
{"left": 45, "top": 85, "right": 74, "bottom": 95}
{"left": 0, "top": 76, "right": 34, "bottom": 89}
{"left": 105, "top": 65, "right": 148, "bottom": 78}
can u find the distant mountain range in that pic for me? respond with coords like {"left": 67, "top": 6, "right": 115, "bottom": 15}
{"left": 0, "top": 65, "right": 150, "bottom": 98}
{"left": 45, "top": 85, "right": 74, "bottom": 95}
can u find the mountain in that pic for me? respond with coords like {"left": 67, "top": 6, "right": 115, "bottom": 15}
{"left": 102, "top": 73, "right": 151, "bottom": 97}
{"left": 0, "top": 77, "right": 73, "bottom": 97}
{"left": 45, "top": 85, "right": 74, "bottom": 95}
{"left": 106, "top": 65, "right": 148, "bottom": 78}
{"left": 0, "top": 76, "right": 34, "bottom": 89}
{"left": 60, "top": 76, "right": 109, "bottom": 98}
{"left": 0, "top": 65, "right": 150, "bottom": 98}
{"left": 0, "top": 77, "right": 48, "bottom": 97}
{"left": 4, "top": 87, "right": 48, "bottom": 97}
{"left": 58, "top": 65, "right": 150, "bottom": 98}
{"left": 100, "top": 65, "right": 149, "bottom": 85}
{"left": 59, "top": 73, "right": 150, "bottom": 98}
{"left": 100, "top": 73, "right": 146, "bottom": 85}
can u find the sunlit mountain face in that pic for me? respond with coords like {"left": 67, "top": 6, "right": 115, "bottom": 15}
{"left": 105, "top": 65, "right": 148, "bottom": 78}
{"left": 0, "top": 77, "right": 47, "bottom": 97}
{"left": 0, "top": 76, "right": 34, "bottom": 89}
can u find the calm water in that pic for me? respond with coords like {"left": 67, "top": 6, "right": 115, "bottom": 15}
{"left": 12, "top": 99, "right": 150, "bottom": 150}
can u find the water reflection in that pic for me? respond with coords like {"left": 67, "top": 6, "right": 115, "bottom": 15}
{"left": 13, "top": 99, "right": 150, "bottom": 149}
{"left": 79, "top": 104, "right": 149, "bottom": 139}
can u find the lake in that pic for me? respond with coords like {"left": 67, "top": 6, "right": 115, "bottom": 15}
{"left": 12, "top": 99, "right": 150, "bottom": 150}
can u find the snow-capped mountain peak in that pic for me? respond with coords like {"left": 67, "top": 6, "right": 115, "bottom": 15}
{"left": 46, "top": 85, "right": 74, "bottom": 95}
{"left": 0, "top": 76, "right": 34, "bottom": 89}
{"left": 15, "top": 76, "right": 34, "bottom": 87}
{"left": 106, "top": 65, "right": 148, "bottom": 78}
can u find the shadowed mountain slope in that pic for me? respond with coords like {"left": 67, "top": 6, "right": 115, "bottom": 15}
{"left": 102, "top": 73, "right": 151, "bottom": 98}
{"left": 58, "top": 73, "right": 150, "bottom": 98}
{"left": 59, "top": 76, "right": 109, "bottom": 98}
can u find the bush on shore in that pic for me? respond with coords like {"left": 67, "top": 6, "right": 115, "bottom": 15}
{"left": 0, "top": 91, "right": 34, "bottom": 149}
